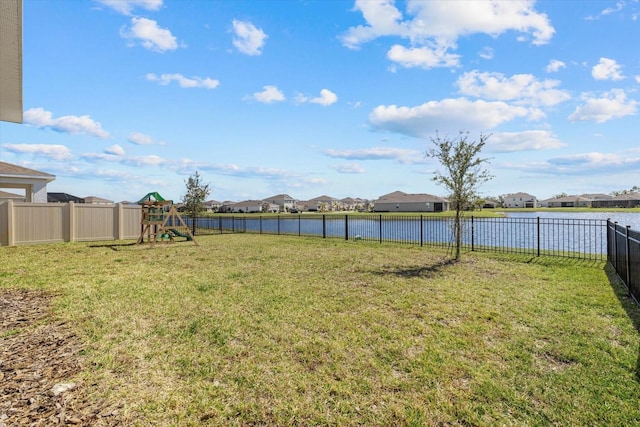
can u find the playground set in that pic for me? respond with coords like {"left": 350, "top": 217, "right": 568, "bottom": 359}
{"left": 136, "top": 192, "right": 197, "bottom": 245}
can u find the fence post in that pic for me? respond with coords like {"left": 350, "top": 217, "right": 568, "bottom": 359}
{"left": 298, "top": 215, "right": 301, "bottom": 237}
{"left": 613, "top": 222, "right": 618, "bottom": 274}
{"left": 537, "top": 217, "right": 541, "bottom": 257}
{"left": 420, "top": 215, "right": 423, "bottom": 247}
{"left": 321, "top": 215, "right": 326, "bottom": 238}
{"left": 115, "top": 203, "right": 124, "bottom": 240}
{"left": 67, "top": 202, "right": 75, "bottom": 243}
{"left": 626, "top": 226, "right": 632, "bottom": 298}
{"left": 345, "top": 214, "right": 348, "bottom": 241}
{"left": 6, "top": 199, "right": 15, "bottom": 246}
{"left": 606, "top": 219, "right": 611, "bottom": 262}
{"left": 379, "top": 215, "right": 382, "bottom": 244}
{"left": 471, "top": 216, "right": 475, "bottom": 252}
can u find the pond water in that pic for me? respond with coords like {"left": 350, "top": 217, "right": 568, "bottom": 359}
{"left": 504, "top": 211, "right": 640, "bottom": 229}
{"left": 193, "top": 212, "right": 637, "bottom": 258}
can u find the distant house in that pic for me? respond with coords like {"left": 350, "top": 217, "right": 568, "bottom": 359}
{"left": 218, "top": 201, "right": 236, "bottom": 213}
{"left": 340, "top": 197, "right": 369, "bottom": 211}
{"left": 229, "top": 200, "right": 265, "bottom": 213}
{"left": 503, "top": 192, "right": 537, "bottom": 208}
{"left": 204, "top": 199, "right": 223, "bottom": 212}
{"left": 0, "top": 190, "right": 25, "bottom": 202}
{"left": 541, "top": 195, "right": 589, "bottom": 208}
{"left": 540, "top": 194, "right": 612, "bottom": 208}
{"left": 581, "top": 194, "right": 612, "bottom": 202}
{"left": 302, "top": 195, "right": 341, "bottom": 212}
{"left": 0, "top": 161, "right": 56, "bottom": 203}
{"left": 373, "top": 191, "right": 449, "bottom": 212}
{"left": 263, "top": 194, "right": 297, "bottom": 212}
{"left": 482, "top": 198, "right": 501, "bottom": 209}
{"left": 83, "top": 196, "right": 113, "bottom": 205}
{"left": 592, "top": 192, "right": 640, "bottom": 208}
{"left": 47, "top": 192, "right": 84, "bottom": 203}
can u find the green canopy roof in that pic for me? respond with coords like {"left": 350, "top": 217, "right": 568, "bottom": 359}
{"left": 137, "top": 192, "right": 169, "bottom": 204}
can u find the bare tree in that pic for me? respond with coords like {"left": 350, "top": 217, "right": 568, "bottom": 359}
{"left": 182, "top": 171, "right": 211, "bottom": 235}
{"left": 427, "top": 131, "right": 492, "bottom": 260}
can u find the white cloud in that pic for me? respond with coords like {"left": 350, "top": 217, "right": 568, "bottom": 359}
{"left": 330, "top": 163, "right": 366, "bottom": 174}
{"left": 96, "top": 0, "right": 162, "bottom": 16}
{"left": 248, "top": 85, "right": 285, "bottom": 103}
{"left": 456, "top": 70, "right": 571, "bottom": 107}
{"left": 636, "top": 75, "right": 640, "bottom": 84}
{"left": 341, "top": 0, "right": 555, "bottom": 62}
{"left": 340, "top": 0, "right": 406, "bottom": 49}
{"left": 369, "top": 98, "right": 530, "bottom": 138}
{"left": 325, "top": 147, "right": 422, "bottom": 164}
{"left": 2, "top": 143, "right": 73, "bottom": 161}
{"left": 546, "top": 59, "right": 566, "bottom": 73}
{"left": 592, "top": 57, "right": 624, "bottom": 80}
{"left": 81, "top": 152, "right": 120, "bottom": 162}
{"left": 600, "top": 2, "right": 626, "bottom": 16}
{"left": 487, "top": 131, "right": 566, "bottom": 153}
{"left": 548, "top": 152, "right": 622, "bottom": 166}
{"left": 568, "top": 89, "right": 637, "bottom": 123}
{"left": 232, "top": 20, "right": 267, "bottom": 56}
{"left": 297, "top": 89, "right": 338, "bottom": 106}
{"left": 94, "top": 168, "right": 134, "bottom": 181}
{"left": 145, "top": 73, "right": 220, "bottom": 89}
{"left": 586, "top": 1, "right": 632, "bottom": 20}
{"left": 540, "top": 151, "right": 640, "bottom": 175}
{"left": 407, "top": 0, "right": 555, "bottom": 44}
{"left": 478, "top": 46, "right": 494, "bottom": 60}
{"left": 104, "top": 144, "right": 125, "bottom": 156}
{"left": 83, "top": 151, "right": 167, "bottom": 166}
{"left": 121, "top": 17, "right": 178, "bottom": 52}
{"left": 128, "top": 132, "right": 154, "bottom": 145}
{"left": 123, "top": 154, "right": 167, "bottom": 166}
{"left": 187, "top": 162, "right": 291, "bottom": 180}
{"left": 386, "top": 44, "right": 461, "bottom": 69}
{"left": 23, "top": 107, "right": 109, "bottom": 138}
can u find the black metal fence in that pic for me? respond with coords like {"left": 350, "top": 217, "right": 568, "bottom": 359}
{"left": 607, "top": 220, "right": 640, "bottom": 304}
{"left": 189, "top": 215, "right": 608, "bottom": 261}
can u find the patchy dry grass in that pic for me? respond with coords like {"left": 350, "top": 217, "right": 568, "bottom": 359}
{"left": 1, "top": 234, "right": 639, "bottom": 426}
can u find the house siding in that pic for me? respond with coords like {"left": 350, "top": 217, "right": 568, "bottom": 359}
{"left": 503, "top": 193, "right": 537, "bottom": 208}
{"left": 373, "top": 191, "right": 449, "bottom": 212}
{"left": 374, "top": 201, "right": 442, "bottom": 212}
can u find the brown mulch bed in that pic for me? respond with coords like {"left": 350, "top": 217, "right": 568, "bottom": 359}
{"left": 1, "top": 290, "right": 122, "bottom": 426}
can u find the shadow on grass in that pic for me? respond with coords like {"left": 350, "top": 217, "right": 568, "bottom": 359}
{"left": 372, "top": 257, "right": 458, "bottom": 278}
{"left": 88, "top": 242, "right": 137, "bottom": 251}
{"left": 605, "top": 263, "right": 640, "bottom": 382}
{"left": 473, "top": 250, "right": 606, "bottom": 269}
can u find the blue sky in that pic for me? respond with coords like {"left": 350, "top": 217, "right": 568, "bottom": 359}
{"left": 1, "top": 0, "right": 639, "bottom": 203}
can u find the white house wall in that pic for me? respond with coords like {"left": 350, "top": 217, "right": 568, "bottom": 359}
{"left": 32, "top": 181, "right": 48, "bottom": 203}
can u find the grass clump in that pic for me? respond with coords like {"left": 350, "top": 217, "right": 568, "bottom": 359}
{"left": 1, "top": 234, "right": 639, "bottom": 425}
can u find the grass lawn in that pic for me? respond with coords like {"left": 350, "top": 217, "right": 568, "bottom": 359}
{"left": 1, "top": 234, "right": 639, "bottom": 425}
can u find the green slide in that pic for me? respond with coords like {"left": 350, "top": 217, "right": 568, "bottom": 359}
{"left": 168, "top": 228, "right": 193, "bottom": 241}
